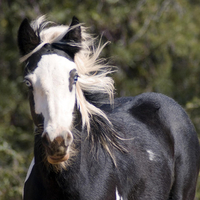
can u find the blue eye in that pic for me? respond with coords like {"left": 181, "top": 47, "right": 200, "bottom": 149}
{"left": 74, "top": 74, "right": 78, "bottom": 83}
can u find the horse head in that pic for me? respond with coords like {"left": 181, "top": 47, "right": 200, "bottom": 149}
{"left": 18, "top": 17, "right": 81, "bottom": 164}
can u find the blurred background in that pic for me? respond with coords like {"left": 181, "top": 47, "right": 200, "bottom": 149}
{"left": 1, "top": 0, "right": 200, "bottom": 199}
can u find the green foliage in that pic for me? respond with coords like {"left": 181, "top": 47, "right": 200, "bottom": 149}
{"left": 1, "top": 0, "right": 200, "bottom": 199}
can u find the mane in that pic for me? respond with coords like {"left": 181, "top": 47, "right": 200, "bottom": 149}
{"left": 20, "top": 16, "right": 115, "bottom": 134}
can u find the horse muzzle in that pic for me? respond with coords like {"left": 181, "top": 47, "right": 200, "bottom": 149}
{"left": 42, "top": 132, "right": 72, "bottom": 164}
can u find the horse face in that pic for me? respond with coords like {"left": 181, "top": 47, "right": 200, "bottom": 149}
{"left": 18, "top": 17, "right": 81, "bottom": 164}
{"left": 25, "top": 50, "right": 78, "bottom": 164}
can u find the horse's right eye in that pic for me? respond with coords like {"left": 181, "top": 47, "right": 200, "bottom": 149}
{"left": 24, "top": 79, "right": 32, "bottom": 87}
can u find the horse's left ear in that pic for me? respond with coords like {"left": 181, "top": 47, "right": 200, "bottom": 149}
{"left": 63, "top": 16, "right": 81, "bottom": 44}
{"left": 52, "top": 16, "right": 81, "bottom": 55}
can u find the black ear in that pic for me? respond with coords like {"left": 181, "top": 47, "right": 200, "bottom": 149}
{"left": 18, "top": 18, "right": 40, "bottom": 56}
{"left": 63, "top": 16, "right": 81, "bottom": 44}
{"left": 52, "top": 16, "right": 81, "bottom": 56}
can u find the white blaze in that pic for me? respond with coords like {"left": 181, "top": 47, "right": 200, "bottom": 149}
{"left": 26, "top": 54, "right": 77, "bottom": 141}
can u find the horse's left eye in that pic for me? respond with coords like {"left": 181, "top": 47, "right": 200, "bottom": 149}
{"left": 74, "top": 74, "right": 78, "bottom": 84}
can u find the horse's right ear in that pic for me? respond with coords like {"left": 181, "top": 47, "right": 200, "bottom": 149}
{"left": 18, "top": 18, "right": 40, "bottom": 56}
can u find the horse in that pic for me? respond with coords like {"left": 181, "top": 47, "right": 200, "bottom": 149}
{"left": 18, "top": 16, "right": 200, "bottom": 200}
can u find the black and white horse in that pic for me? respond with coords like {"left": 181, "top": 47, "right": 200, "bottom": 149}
{"left": 18, "top": 16, "right": 200, "bottom": 200}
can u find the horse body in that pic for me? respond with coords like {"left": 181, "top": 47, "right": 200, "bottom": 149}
{"left": 18, "top": 16, "right": 200, "bottom": 200}
{"left": 23, "top": 94, "right": 199, "bottom": 200}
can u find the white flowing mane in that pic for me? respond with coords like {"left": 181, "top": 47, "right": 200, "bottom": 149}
{"left": 20, "top": 16, "right": 115, "bottom": 133}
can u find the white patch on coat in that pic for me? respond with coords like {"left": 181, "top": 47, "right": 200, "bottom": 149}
{"left": 116, "top": 188, "right": 123, "bottom": 200}
{"left": 147, "top": 149, "right": 156, "bottom": 161}
{"left": 24, "top": 158, "right": 35, "bottom": 182}
{"left": 25, "top": 54, "right": 77, "bottom": 142}
{"left": 23, "top": 158, "right": 35, "bottom": 198}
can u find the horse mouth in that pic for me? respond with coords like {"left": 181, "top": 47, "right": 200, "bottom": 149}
{"left": 47, "top": 154, "right": 70, "bottom": 164}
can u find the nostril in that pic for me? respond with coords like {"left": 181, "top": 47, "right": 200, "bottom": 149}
{"left": 67, "top": 133, "right": 73, "bottom": 144}
{"left": 42, "top": 132, "right": 51, "bottom": 147}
